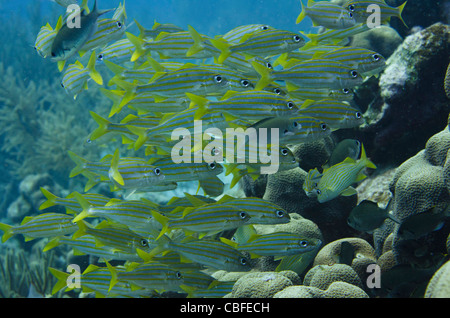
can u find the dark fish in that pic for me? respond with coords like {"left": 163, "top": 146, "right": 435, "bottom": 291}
{"left": 51, "top": 0, "right": 112, "bottom": 62}
{"left": 338, "top": 241, "right": 355, "bottom": 266}
{"left": 397, "top": 206, "right": 449, "bottom": 240}
{"left": 324, "top": 139, "right": 361, "bottom": 169}
{"left": 347, "top": 199, "right": 398, "bottom": 233}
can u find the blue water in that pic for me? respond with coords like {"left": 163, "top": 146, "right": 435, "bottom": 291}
{"left": 3, "top": 0, "right": 313, "bottom": 38}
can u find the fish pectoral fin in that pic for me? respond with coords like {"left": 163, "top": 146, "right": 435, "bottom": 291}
{"left": 340, "top": 187, "right": 357, "bottom": 197}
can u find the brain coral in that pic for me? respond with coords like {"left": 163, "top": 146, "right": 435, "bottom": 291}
{"left": 228, "top": 271, "right": 295, "bottom": 298}
{"left": 425, "top": 260, "right": 450, "bottom": 298}
{"left": 304, "top": 264, "right": 364, "bottom": 291}
{"left": 312, "top": 238, "right": 377, "bottom": 284}
{"left": 387, "top": 126, "right": 450, "bottom": 266}
{"left": 273, "top": 281, "right": 369, "bottom": 298}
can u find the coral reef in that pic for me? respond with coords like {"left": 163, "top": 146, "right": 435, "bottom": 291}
{"left": 0, "top": 245, "right": 64, "bottom": 298}
{"left": 343, "top": 23, "right": 450, "bottom": 167}
{"left": 425, "top": 260, "right": 450, "bottom": 298}
{"left": 273, "top": 281, "right": 369, "bottom": 298}
{"left": 386, "top": 126, "right": 450, "bottom": 266}
{"left": 262, "top": 167, "right": 358, "bottom": 244}
{"left": 226, "top": 271, "right": 297, "bottom": 298}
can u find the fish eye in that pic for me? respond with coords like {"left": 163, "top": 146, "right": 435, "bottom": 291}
{"left": 348, "top": 4, "right": 355, "bottom": 12}
{"left": 355, "top": 112, "right": 362, "bottom": 119}
{"left": 276, "top": 210, "right": 285, "bottom": 218}
{"left": 260, "top": 25, "right": 269, "bottom": 30}
{"left": 281, "top": 148, "right": 289, "bottom": 156}
{"left": 214, "top": 75, "right": 223, "bottom": 83}
{"left": 299, "top": 240, "right": 309, "bottom": 247}
{"left": 283, "top": 129, "right": 289, "bottom": 135}
{"left": 61, "top": 82, "right": 65, "bottom": 88}
{"left": 273, "top": 88, "right": 282, "bottom": 95}
{"left": 316, "top": 189, "right": 322, "bottom": 195}
{"left": 51, "top": 52, "right": 56, "bottom": 57}
{"left": 117, "top": 21, "right": 122, "bottom": 28}
{"left": 86, "top": 138, "right": 92, "bottom": 144}
{"left": 97, "top": 54, "right": 104, "bottom": 61}
{"left": 240, "top": 79, "right": 250, "bottom": 87}
{"left": 293, "top": 121, "right": 299, "bottom": 128}
{"left": 320, "top": 123, "right": 328, "bottom": 131}
{"left": 350, "top": 70, "right": 359, "bottom": 78}
{"left": 266, "top": 62, "right": 273, "bottom": 69}
{"left": 240, "top": 257, "right": 248, "bottom": 265}
{"left": 153, "top": 167, "right": 161, "bottom": 175}
{"left": 175, "top": 271, "right": 182, "bottom": 279}
{"left": 372, "top": 54, "right": 380, "bottom": 61}
{"left": 342, "top": 88, "right": 350, "bottom": 94}
{"left": 287, "top": 101, "right": 295, "bottom": 109}
{"left": 239, "top": 211, "right": 247, "bottom": 219}
{"left": 293, "top": 35, "right": 302, "bottom": 43}
{"left": 140, "top": 239, "right": 148, "bottom": 246}
{"left": 208, "top": 162, "right": 216, "bottom": 170}
{"left": 349, "top": 12, "right": 353, "bottom": 18}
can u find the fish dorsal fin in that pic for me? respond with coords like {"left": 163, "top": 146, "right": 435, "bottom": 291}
{"left": 300, "top": 99, "right": 315, "bottom": 109}
{"left": 184, "top": 192, "right": 208, "bottom": 207}
{"left": 155, "top": 31, "right": 171, "bottom": 41}
{"left": 216, "top": 194, "right": 235, "bottom": 204}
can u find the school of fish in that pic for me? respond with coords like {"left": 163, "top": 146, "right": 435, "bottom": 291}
{"left": 0, "top": 0, "right": 410, "bottom": 297}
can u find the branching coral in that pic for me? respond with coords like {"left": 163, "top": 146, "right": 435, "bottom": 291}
{"left": 0, "top": 246, "right": 63, "bottom": 298}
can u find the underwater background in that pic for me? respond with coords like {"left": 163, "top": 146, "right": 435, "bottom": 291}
{"left": 0, "top": 0, "right": 449, "bottom": 299}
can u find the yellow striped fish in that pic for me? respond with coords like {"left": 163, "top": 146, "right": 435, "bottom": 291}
{"left": 303, "top": 168, "right": 322, "bottom": 197}
{"left": 211, "top": 29, "right": 306, "bottom": 63}
{"left": 140, "top": 236, "right": 250, "bottom": 272}
{"left": 39, "top": 187, "right": 111, "bottom": 212}
{"left": 314, "top": 47, "right": 386, "bottom": 75}
{"left": 0, "top": 213, "right": 78, "bottom": 242}
{"left": 151, "top": 202, "right": 251, "bottom": 239}
{"left": 97, "top": 38, "right": 135, "bottom": 64}
{"left": 141, "top": 20, "right": 185, "bottom": 39}
{"left": 112, "top": 67, "right": 230, "bottom": 108}
{"left": 300, "top": 23, "right": 370, "bottom": 48}
{"left": 149, "top": 156, "right": 224, "bottom": 183}
{"left": 108, "top": 149, "right": 166, "bottom": 190}
{"left": 61, "top": 51, "right": 103, "bottom": 99}
{"left": 71, "top": 192, "right": 160, "bottom": 233}
{"left": 88, "top": 111, "right": 160, "bottom": 140}
{"left": 34, "top": 16, "right": 63, "bottom": 58}
{"left": 296, "top": 0, "right": 356, "bottom": 29}
{"left": 223, "top": 230, "right": 320, "bottom": 259}
{"left": 253, "top": 58, "right": 363, "bottom": 91}
{"left": 222, "top": 24, "right": 274, "bottom": 44}
{"left": 44, "top": 235, "right": 144, "bottom": 263}
{"left": 345, "top": 0, "right": 408, "bottom": 27}
{"left": 215, "top": 195, "right": 291, "bottom": 225}
{"left": 107, "top": 261, "right": 184, "bottom": 292}
{"left": 288, "top": 87, "right": 354, "bottom": 102}
{"left": 79, "top": 18, "right": 126, "bottom": 55}
{"left": 315, "top": 144, "right": 376, "bottom": 203}
{"left": 128, "top": 29, "right": 214, "bottom": 61}
{"left": 188, "top": 90, "right": 300, "bottom": 121}
{"left": 249, "top": 115, "right": 332, "bottom": 145}
{"left": 49, "top": 265, "right": 153, "bottom": 298}
{"left": 73, "top": 220, "right": 153, "bottom": 254}
{"left": 297, "top": 99, "right": 365, "bottom": 130}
